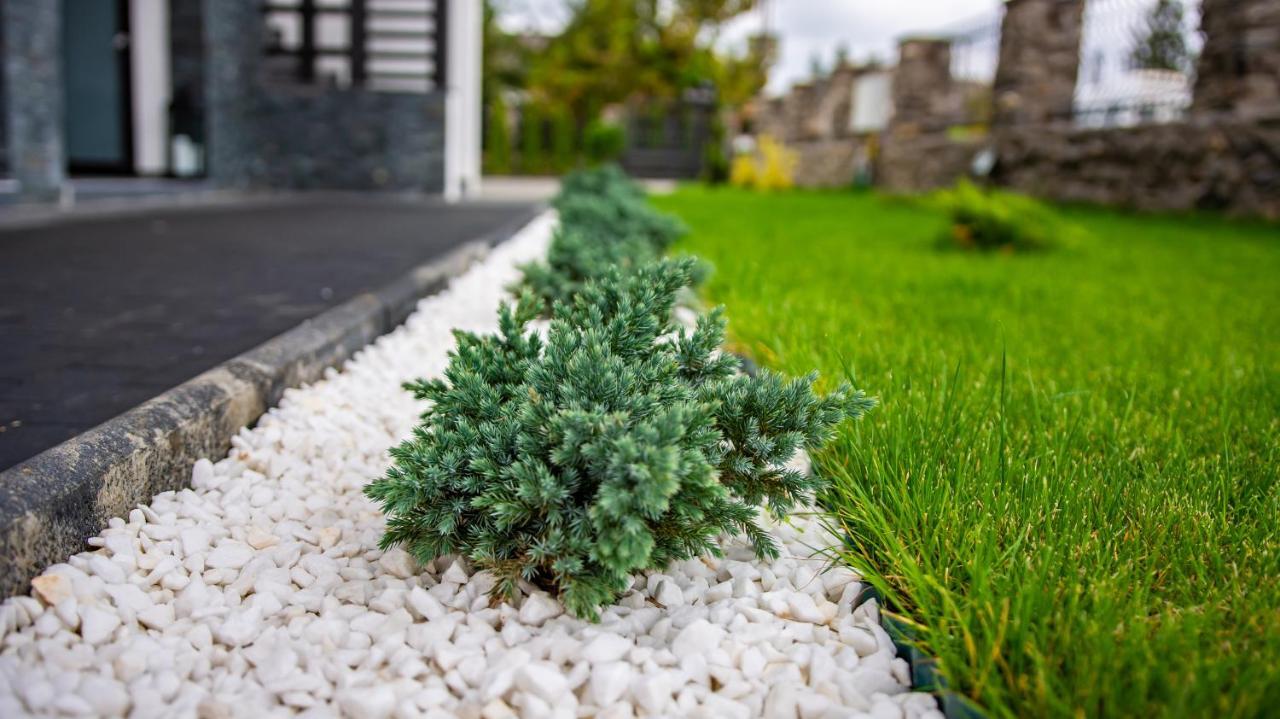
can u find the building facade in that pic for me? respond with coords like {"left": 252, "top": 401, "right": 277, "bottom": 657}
{"left": 0, "top": 0, "right": 482, "bottom": 202}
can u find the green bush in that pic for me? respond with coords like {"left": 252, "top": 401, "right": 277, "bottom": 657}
{"left": 365, "top": 259, "right": 871, "bottom": 619}
{"left": 583, "top": 120, "right": 626, "bottom": 165}
{"left": 555, "top": 163, "right": 643, "bottom": 202}
{"left": 932, "top": 180, "right": 1067, "bottom": 252}
{"left": 554, "top": 189, "right": 687, "bottom": 255}
{"left": 516, "top": 166, "right": 692, "bottom": 308}
{"left": 518, "top": 226, "right": 661, "bottom": 310}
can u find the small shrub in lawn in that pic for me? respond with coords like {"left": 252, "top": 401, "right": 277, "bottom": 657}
{"left": 366, "top": 258, "right": 872, "bottom": 619}
{"left": 932, "top": 180, "right": 1069, "bottom": 252}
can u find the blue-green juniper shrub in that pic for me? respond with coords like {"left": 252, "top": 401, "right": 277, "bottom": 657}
{"left": 366, "top": 258, "right": 874, "bottom": 619}
{"left": 516, "top": 166, "right": 691, "bottom": 309}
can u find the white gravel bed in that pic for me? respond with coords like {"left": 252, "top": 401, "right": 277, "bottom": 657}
{"left": 0, "top": 211, "right": 940, "bottom": 719}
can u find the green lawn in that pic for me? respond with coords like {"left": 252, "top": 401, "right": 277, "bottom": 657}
{"left": 654, "top": 187, "right": 1280, "bottom": 719}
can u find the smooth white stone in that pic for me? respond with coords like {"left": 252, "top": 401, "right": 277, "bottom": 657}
{"left": 79, "top": 675, "right": 130, "bottom": 716}
{"left": 671, "top": 619, "right": 725, "bottom": 659}
{"left": 215, "top": 608, "right": 261, "bottom": 647}
{"left": 407, "top": 586, "right": 446, "bottom": 621}
{"left": 516, "top": 661, "right": 568, "bottom": 702}
{"left": 589, "top": 661, "right": 633, "bottom": 706}
{"left": 480, "top": 699, "right": 518, "bottom": 719}
{"left": 631, "top": 672, "right": 671, "bottom": 714}
{"left": 246, "top": 528, "right": 279, "bottom": 550}
{"left": 517, "top": 593, "right": 563, "bottom": 626}
{"left": 86, "top": 555, "right": 126, "bottom": 585}
{"left": 581, "top": 633, "right": 631, "bottom": 664}
{"left": 78, "top": 605, "right": 121, "bottom": 644}
{"left": 379, "top": 549, "right": 416, "bottom": 579}
{"left": 191, "top": 459, "right": 215, "bottom": 488}
{"left": 336, "top": 686, "right": 396, "bottom": 719}
{"left": 138, "top": 604, "right": 175, "bottom": 630}
{"left": 206, "top": 542, "right": 254, "bottom": 570}
{"left": 654, "top": 579, "right": 685, "bottom": 607}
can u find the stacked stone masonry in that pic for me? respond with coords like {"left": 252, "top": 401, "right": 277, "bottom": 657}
{"left": 753, "top": 0, "right": 1280, "bottom": 218}
{"left": 995, "top": 121, "right": 1280, "bottom": 219}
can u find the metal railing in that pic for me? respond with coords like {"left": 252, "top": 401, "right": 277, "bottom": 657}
{"left": 1073, "top": 0, "right": 1203, "bottom": 128}
{"left": 261, "top": 0, "right": 445, "bottom": 93}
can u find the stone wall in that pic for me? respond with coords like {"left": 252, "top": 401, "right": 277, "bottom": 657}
{"left": 203, "top": 1, "right": 445, "bottom": 192}
{"left": 986, "top": 0, "right": 1280, "bottom": 218}
{"left": 892, "top": 39, "right": 962, "bottom": 132}
{"left": 1193, "top": 0, "right": 1280, "bottom": 122}
{"left": 790, "top": 138, "right": 866, "bottom": 188}
{"left": 991, "top": 0, "right": 1083, "bottom": 127}
{"left": 995, "top": 121, "right": 1280, "bottom": 218}
{"left": 879, "top": 133, "right": 984, "bottom": 194}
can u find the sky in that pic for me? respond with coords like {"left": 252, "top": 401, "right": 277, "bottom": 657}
{"left": 493, "top": 0, "right": 1004, "bottom": 95}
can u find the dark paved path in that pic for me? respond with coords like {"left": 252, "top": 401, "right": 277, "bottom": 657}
{"left": 0, "top": 196, "right": 535, "bottom": 470}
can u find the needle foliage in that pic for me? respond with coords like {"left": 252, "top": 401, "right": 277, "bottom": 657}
{"left": 517, "top": 165, "right": 691, "bottom": 308}
{"left": 366, "top": 258, "right": 871, "bottom": 619}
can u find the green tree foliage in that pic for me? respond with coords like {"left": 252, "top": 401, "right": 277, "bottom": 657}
{"left": 482, "top": 1, "right": 768, "bottom": 173}
{"left": 366, "top": 258, "right": 871, "bottom": 619}
{"left": 551, "top": 108, "right": 577, "bottom": 172}
{"left": 1131, "top": 0, "right": 1191, "bottom": 73}
{"left": 484, "top": 93, "right": 513, "bottom": 174}
{"left": 520, "top": 105, "right": 548, "bottom": 174}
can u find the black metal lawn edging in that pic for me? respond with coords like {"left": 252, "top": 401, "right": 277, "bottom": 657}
{"left": 730, "top": 350, "right": 988, "bottom": 719}
{"left": 855, "top": 585, "right": 989, "bottom": 719}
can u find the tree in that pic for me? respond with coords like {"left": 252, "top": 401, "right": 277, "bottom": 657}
{"left": 484, "top": 92, "right": 513, "bottom": 174}
{"left": 1131, "top": 0, "right": 1191, "bottom": 73}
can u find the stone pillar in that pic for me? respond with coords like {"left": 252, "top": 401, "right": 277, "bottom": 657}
{"left": 991, "top": 0, "right": 1084, "bottom": 127}
{"left": 0, "top": 0, "right": 7, "bottom": 176}
{"left": 2, "top": 0, "right": 65, "bottom": 199}
{"left": 202, "top": 1, "right": 262, "bottom": 188}
{"left": 890, "top": 38, "right": 954, "bottom": 133}
{"left": 1192, "top": 0, "right": 1280, "bottom": 122}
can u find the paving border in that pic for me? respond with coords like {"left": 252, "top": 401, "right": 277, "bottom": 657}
{"left": 0, "top": 204, "right": 545, "bottom": 597}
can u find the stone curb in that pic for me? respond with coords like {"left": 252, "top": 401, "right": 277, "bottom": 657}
{"left": 0, "top": 204, "right": 545, "bottom": 597}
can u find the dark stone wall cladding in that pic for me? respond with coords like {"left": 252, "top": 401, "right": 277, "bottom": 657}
{"left": 202, "top": 0, "right": 445, "bottom": 192}
{"left": 247, "top": 88, "right": 445, "bottom": 192}
{"left": 168, "top": 0, "right": 205, "bottom": 147}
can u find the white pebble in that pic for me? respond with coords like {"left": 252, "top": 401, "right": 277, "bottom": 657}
{"left": 517, "top": 592, "right": 563, "bottom": 626}
{"left": 206, "top": 541, "right": 254, "bottom": 570}
{"left": 78, "top": 605, "right": 120, "bottom": 644}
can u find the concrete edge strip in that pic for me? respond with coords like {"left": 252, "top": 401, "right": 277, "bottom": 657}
{"left": 0, "top": 204, "right": 546, "bottom": 597}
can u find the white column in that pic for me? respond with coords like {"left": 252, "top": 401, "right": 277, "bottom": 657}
{"left": 443, "top": 0, "right": 482, "bottom": 202}
{"left": 130, "top": 0, "right": 171, "bottom": 175}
